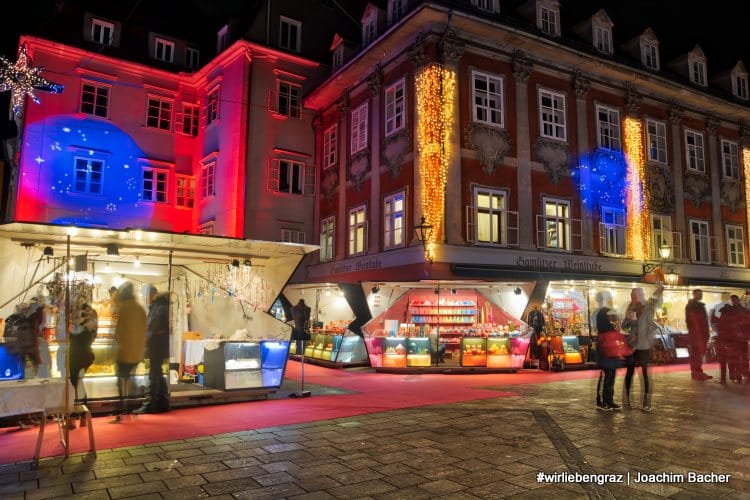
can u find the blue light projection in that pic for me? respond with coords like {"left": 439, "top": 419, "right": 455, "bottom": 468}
{"left": 572, "top": 149, "right": 628, "bottom": 213}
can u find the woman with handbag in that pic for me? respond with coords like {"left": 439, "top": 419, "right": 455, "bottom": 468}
{"left": 595, "top": 308, "right": 629, "bottom": 411}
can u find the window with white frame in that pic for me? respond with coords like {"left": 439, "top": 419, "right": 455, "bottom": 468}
{"left": 201, "top": 161, "right": 216, "bottom": 198}
{"left": 279, "top": 16, "right": 301, "bottom": 52}
{"left": 646, "top": 119, "right": 667, "bottom": 164}
{"left": 472, "top": 70, "right": 503, "bottom": 127}
{"left": 539, "top": 89, "right": 566, "bottom": 141}
{"left": 596, "top": 105, "right": 621, "bottom": 150}
{"left": 217, "top": 25, "right": 229, "bottom": 53}
{"left": 323, "top": 125, "right": 337, "bottom": 171}
{"left": 319, "top": 216, "right": 335, "bottom": 262}
{"left": 650, "top": 214, "right": 673, "bottom": 259}
{"left": 642, "top": 42, "right": 659, "bottom": 70}
{"left": 206, "top": 87, "right": 220, "bottom": 124}
{"left": 475, "top": 188, "right": 507, "bottom": 245}
{"left": 142, "top": 168, "right": 169, "bottom": 203}
{"left": 348, "top": 205, "right": 367, "bottom": 256}
{"left": 600, "top": 207, "right": 626, "bottom": 256}
{"left": 685, "top": 129, "right": 705, "bottom": 172}
{"left": 146, "top": 96, "right": 172, "bottom": 131}
{"left": 80, "top": 82, "right": 109, "bottom": 118}
{"left": 543, "top": 198, "right": 570, "bottom": 250}
{"left": 350, "top": 102, "right": 368, "bottom": 154}
{"left": 471, "top": 0, "right": 499, "bottom": 13}
{"left": 332, "top": 45, "right": 344, "bottom": 70}
{"left": 721, "top": 139, "right": 739, "bottom": 179}
{"left": 594, "top": 25, "right": 612, "bottom": 54}
{"left": 734, "top": 73, "right": 749, "bottom": 100}
{"left": 362, "top": 11, "right": 377, "bottom": 45}
{"left": 383, "top": 191, "right": 405, "bottom": 249}
{"left": 180, "top": 103, "right": 199, "bottom": 136}
{"left": 74, "top": 158, "right": 104, "bottom": 195}
{"left": 269, "top": 159, "right": 314, "bottom": 195}
{"left": 690, "top": 58, "right": 706, "bottom": 86}
{"left": 91, "top": 18, "right": 114, "bottom": 45}
{"left": 689, "top": 219, "right": 711, "bottom": 263}
{"left": 726, "top": 225, "right": 745, "bottom": 266}
{"left": 281, "top": 228, "right": 305, "bottom": 244}
{"left": 277, "top": 81, "right": 301, "bottom": 118}
{"left": 175, "top": 175, "right": 195, "bottom": 208}
{"left": 539, "top": 5, "right": 559, "bottom": 36}
{"left": 186, "top": 47, "right": 200, "bottom": 70}
{"left": 385, "top": 79, "right": 406, "bottom": 136}
{"left": 387, "top": 0, "right": 406, "bottom": 25}
{"left": 154, "top": 37, "right": 175, "bottom": 63}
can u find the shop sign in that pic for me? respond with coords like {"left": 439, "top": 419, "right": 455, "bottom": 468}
{"left": 516, "top": 255, "right": 604, "bottom": 273}
{"left": 331, "top": 257, "right": 383, "bottom": 275}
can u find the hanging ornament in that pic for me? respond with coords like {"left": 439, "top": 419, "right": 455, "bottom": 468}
{"left": 0, "top": 43, "right": 64, "bottom": 115}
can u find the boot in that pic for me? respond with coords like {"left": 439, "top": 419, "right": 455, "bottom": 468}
{"left": 604, "top": 385, "right": 620, "bottom": 410}
{"left": 642, "top": 393, "right": 652, "bottom": 413}
{"left": 622, "top": 385, "right": 634, "bottom": 409}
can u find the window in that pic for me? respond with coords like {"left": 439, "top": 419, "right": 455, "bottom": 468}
{"left": 383, "top": 191, "right": 405, "bottom": 249}
{"left": 281, "top": 228, "right": 305, "bottom": 244}
{"left": 278, "top": 81, "right": 301, "bottom": 118}
{"left": 348, "top": 205, "right": 367, "bottom": 256}
{"left": 201, "top": 162, "right": 216, "bottom": 198}
{"left": 539, "top": 89, "right": 566, "bottom": 141}
{"left": 198, "top": 222, "right": 214, "bottom": 235}
{"left": 475, "top": 188, "right": 507, "bottom": 245}
{"left": 269, "top": 160, "right": 314, "bottom": 195}
{"left": 206, "top": 87, "right": 220, "bottom": 125}
{"left": 642, "top": 42, "right": 659, "bottom": 70}
{"left": 362, "top": 12, "right": 377, "bottom": 45}
{"left": 186, "top": 47, "right": 200, "bottom": 70}
{"left": 600, "top": 207, "right": 626, "bottom": 256}
{"left": 726, "top": 225, "right": 745, "bottom": 267}
{"left": 80, "top": 82, "right": 109, "bottom": 118}
{"left": 332, "top": 45, "right": 344, "bottom": 70}
{"left": 279, "top": 16, "right": 301, "bottom": 52}
{"left": 323, "top": 125, "right": 337, "bottom": 170}
{"left": 91, "top": 18, "right": 114, "bottom": 45}
{"left": 142, "top": 168, "right": 168, "bottom": 203}
{"left": 721, "top": 139, "right": 739, "bottom": 179}
{"left": 74, "top": 158, "right": 104, "bottom": 195}
{"left": 176, "top": 175, "right": 195, "bottom": 208}
{"left": 154, "top": 37, "right": 175, "bottom": 63}
{"left": 734, "top": 73, "right": 749, "bottom": 100}
{"left": 539, "top": 6, "right": 559, "bottom": 36}
{"left": 689, "top": 219, "right": 711, "bottom": 264}
{"left": 320, "top": 216, "right": 335, "bottom": 262}
{"left": 350, "top": 102, "right": 368, "bottom": 154}
{"left": 650, "top": 214, "right": 673, "bottom": 259}
{"left": 472, "top": 71, "right": 503, "bottom": 127}
{"left": 685, "top": 129, "right": 705, "bottom": 172}
{"left": 217, "top": 25, "right": 229, "bottom": 53}
{"left": 542, "top": 198, "right": 570, "bottom": 250}
{"left": 146, "top": 97, "right": 172, "bottom": 131}
{"left": 594, "top": 26, "right": 611, "bottom": 54}
{"left": 387, "top": 0, "right": 406, "bottom": 25}
{"left": 471, "top": 0, "right": 499, "bottom": 12}
{"left": 385, "top": 79, "right": 406, "bottom": 136}
{"left": 180, "top": 103, "right": 199, "bottom": 136}
{"left": 646, "top": 119, "right": 667, "bottom": 164}
{"left": 690, "top": 59, "right": 706, "bottom": 86}
{"left": 596, "top": 105, "right": 621, "bottom": 151}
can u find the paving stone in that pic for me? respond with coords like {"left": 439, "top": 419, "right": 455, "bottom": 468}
{"left": 24, "top": 483, "right": 73, "bottom": 500}
{"left": 232, "top": 482, "right": 308, "bottom": 499}
{"left": 72, "top": 474, "right": 143, "bottom": 493}
{"left": 139, "top": 469, "right": 182, "bottom": 482}
{"left": 326, "top": 478, "right": 399, "bottom": 499}
{"left": 94, "top": 463, "right": 147, "bottom": 478}
{"left": 163, "top": 474, "right": 207, "bottom": 490}
{"left": 38, "top": 470, "right": 96, "bottom": 488}
{"left": 200, "top": 476, "right": 260, "bottom": 496}
{"left": 294, "top": 474, "right": 343, "bottom": 492}
{"left": 201, "top": 465, "right": 265, "bottom": 483}
{"left": 107, "top": 480, "right": 166, "bottom": 499}
{"left": 176, "top": 462, "right": 228, "bottom": 476}
{"left": 159, "top": 485, "right": 209, "bottom": 498}
{"left": 0, "top": 479, "right": 37, "bottom": 495}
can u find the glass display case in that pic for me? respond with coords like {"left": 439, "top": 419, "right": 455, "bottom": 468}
{"left": 461, "top": 338, "right": 487, "bottom": 367}
{"left": 0, "top": 342, "right": 23, "bottom": 380}
{"left": 204, "top": 341, "right": 262, "bottom": 390}
{"left": 486, "top": 338, "right": 512, "bottom": 368}
{"left": 365, "top": 336, "right": 384, "bottom": 367}
{"left": 382, "top": 337, "right": 407, "bottom": 367}
{"left": 406, "top": 338, "right": 431, "bottom": 367}
{"left": 561, "top": 335, "right": 584, "bottom": 364}
{"left": 334, "top": 335, "right": 367, "bottom": 363}
{"left": 260, "top": 340, "right": 288, "bottom": 387}
{"left": 509, "top": 337, "right": 531, "bottom": 368}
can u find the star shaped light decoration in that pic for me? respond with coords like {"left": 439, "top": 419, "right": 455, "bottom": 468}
{"left": 0, "top": 43, "right": 63, "bottom": 115}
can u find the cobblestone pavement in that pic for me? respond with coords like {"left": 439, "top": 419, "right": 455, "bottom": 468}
{"left": 1, "top": 369, "right": 748, "bottom": 499}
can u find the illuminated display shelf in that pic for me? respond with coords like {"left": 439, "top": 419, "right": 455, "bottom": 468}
{"left": 409, "top": 302, "right": 477, "bottom": 325}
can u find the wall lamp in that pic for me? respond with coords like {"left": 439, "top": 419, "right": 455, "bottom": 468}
{"left": 413, "top": 216, "right": 434, "bottom": 263}
{"left": 42, "top": 246, "right": 54, "bottom": 257}
{"left": 643, "top": 243, "right": 673, "bottom": 276}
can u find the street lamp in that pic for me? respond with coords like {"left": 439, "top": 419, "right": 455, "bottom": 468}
{"left": 413, "top": 216, "right": 433, "bottom": 263}
{"left": 644, "top": 243, "right": 678, "bottom": 284}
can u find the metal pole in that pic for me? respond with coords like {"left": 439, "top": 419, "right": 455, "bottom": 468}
{"left": 63, "top": 234, "right": 71, "bottom": 447}
{"left": 167, "top": 250, "right": 173, "bottom": 398}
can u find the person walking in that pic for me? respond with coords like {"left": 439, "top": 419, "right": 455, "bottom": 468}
{"left": 685, "top": 289, "right": 713, "bottom": 381}
{"left": 291, "top": 298, "right": 311, "bottom": 354}
{"left": 67, "top": 302, "right": 97, "bottom": 428}
{"left": 110, "top": 282, "right": 147, "bottom": 423}
{"left": 622, "top": 283, "right": 664, "bottom": 412}
{"left": 595, "top": 308, "right": 623, "bottom": 411}
{"left": 134, "top": 286, "right": 170, "bottom": 414}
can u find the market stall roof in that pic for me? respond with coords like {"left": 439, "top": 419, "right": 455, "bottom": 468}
{"left": 0, "top": 222, "right": 319, "bottom": 264}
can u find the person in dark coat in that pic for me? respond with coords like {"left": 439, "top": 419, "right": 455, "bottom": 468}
{"left": 685, "top": 289, "right": 712, "bottom": 381}
{"left": 134, "top": 286, "right": 170, "bottom": 414}
{"left": 291, "top": 299, "right": 311, "bottom": 354}
{"left": 596, "top": 308, "right": 622, "bottom": 411}
{"left": 70, "top": 303, "right": 97, "bottom": 403}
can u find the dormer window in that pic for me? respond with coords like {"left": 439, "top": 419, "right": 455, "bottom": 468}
{"left": 217, "top": 25, "right": 229, "bottom": 53}
{"left": 639, "top": 28, "right": 660, "bottom": 71}
{"left": 280, "top": 16, "right": 302, "bottom": 52}
{"left": 387, "top": 0, "right": 406, "bottom": 26}
{"left": 186, "top": 47, "right": 200, "bottom": 70}
{"left": 332, "top": 45, "right": 344, "bottom": 70}
{"left": 538, "top": 2, "right": 560, "bottom": 37}
{"left": 594, "top": 25, "right": 611, "bottom": 54}
{"left": 154, "top": 37, "right": 175, "bottom": 63}
{"left": 362, "top": 10, "right": 377, "bottom": 45}
{"left": 688, "top": 46, "right": 707, "bottom": 86}
{"left": 91, "top": 18, "right": 114, "bottom": 45}
{"left": 732, "top": 63, "right": 749, "bottom": 100}
{"left": 472, "top": 0, "right": 500, "bottom": 12}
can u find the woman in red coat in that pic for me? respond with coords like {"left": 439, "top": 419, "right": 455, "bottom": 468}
{"left": 685, "top": 289, "right": 712, "bottom": 381}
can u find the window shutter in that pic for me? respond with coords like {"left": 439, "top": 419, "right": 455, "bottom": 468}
{"left": 304, "top": 164, "right": 315, "bottom": 195}
{"left": 268, "top": 160, "right": 280, "bottom": 192}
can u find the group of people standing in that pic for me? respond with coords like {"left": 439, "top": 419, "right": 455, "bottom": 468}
{"left": 708, "top": 293, "right": 750, "bottom": 384}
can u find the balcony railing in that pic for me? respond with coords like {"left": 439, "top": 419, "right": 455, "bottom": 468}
{"left": 599, "top": 222, "right": 627, "bottom": 257}
{"left": 536, "top": 215, "right": 582, "bottom": 252}
{"left": 465, "top": 206, "right": 519, "bottom": 247}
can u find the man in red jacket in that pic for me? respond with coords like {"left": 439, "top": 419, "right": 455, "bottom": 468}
{"left": 685, "top": 289, "right": 712, "bottom": 381}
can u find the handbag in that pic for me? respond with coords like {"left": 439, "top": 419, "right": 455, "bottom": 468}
{"left": 598, "top": 331, "right": 633, "bottom": 358}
